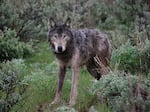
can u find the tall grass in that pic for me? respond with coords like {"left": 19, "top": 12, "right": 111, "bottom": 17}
{"left": 11, "top": 42, "right": 110, "bottom": 112}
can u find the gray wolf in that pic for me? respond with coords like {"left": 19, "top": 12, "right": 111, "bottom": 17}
{"left": 48, "top": 17, "right": 111, "bottom": 106}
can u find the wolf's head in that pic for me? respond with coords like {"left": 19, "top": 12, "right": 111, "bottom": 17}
{"left": 48, "top": 18, "right": 73, "bottom": 53}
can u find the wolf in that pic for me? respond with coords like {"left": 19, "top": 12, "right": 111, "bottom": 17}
{"left": 48, "top": 17, "right": 111, "bottom": 106}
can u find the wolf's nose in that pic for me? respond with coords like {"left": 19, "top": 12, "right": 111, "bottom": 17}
{"left": 58, "top": 46, "right": 63, "bottom": 52}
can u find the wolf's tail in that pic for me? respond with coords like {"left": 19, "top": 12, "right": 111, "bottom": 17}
{"left": 86, "top": 56, "right": 110, "bottom": 80}
{"left": 86, "top": 58, "right": 102, "bottom": 80}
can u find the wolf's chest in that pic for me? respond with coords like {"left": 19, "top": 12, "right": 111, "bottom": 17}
{"left": 56, "top": 51, "right": 89, "bottom": 68}
{"left": 56, "top": 57, "right": 73, "bottom": 68}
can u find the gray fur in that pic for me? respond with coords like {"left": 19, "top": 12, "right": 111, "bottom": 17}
{"left": 48, "top": 18, "right": 111, "bottom": 106}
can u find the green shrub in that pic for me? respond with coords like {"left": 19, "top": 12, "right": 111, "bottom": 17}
{"left": 14, "top": 0, "right": 48, "bottom": 39}
{"left": 0, "top": 0, "right": 18, "bottom": 31}
{"left": 138, "top": 39, "right": 150, "bottom": 73}
{"left": 0, "top": 28, "right": 33, "bottom": 62}
{"left": 111, "top": 41, "right": 140, "bottom": 73}
{"left": 0, "top": 0, "right": 47, "bottom": 40}
{"left": 0, "top": 59, "right": 29, "bottom": 112}
{"left": 1, "top": 0, "right": 149, "bottom": 41}
{"left": 111, "top": 39, "right": 150, "bottom": 73}
{"left": 0, "top": 70, "right": 27, "bottom": 112}
{"left": 90, "top": 72, "right": 150, "bottom": 112}
{"left": 0, "top": 59, "right": 28, "bottom": 79}
{"left": 108, "top": 29, "right": 127, "bottom": 48}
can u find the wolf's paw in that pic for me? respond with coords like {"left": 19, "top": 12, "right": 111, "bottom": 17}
{"left": 69, "top": 100, "right": 76, "bottom": 107}
{"left": 50, "top": 98, "right": 61, "bottom": 106}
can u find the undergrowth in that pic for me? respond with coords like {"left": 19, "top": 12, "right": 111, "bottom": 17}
{"left": 7, "top": 42, "right": 110, "bottom": 112}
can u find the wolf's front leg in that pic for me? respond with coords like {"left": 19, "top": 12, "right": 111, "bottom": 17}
{"left": 69, "top": 67, "right": 80, "bottom": 106}
{"left": 51, "top": 66, "right": 66, "bottom": 105}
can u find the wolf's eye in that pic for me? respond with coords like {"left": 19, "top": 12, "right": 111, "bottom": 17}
{"left": 53, "top": 35, "right": 57, "bottom": 39}
{"left": 63, "top": 34, "right": 67, "bottom": 39}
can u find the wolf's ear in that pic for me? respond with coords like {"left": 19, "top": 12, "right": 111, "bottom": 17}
{"left": 48, "top": 18, "right": 56, "bottom": 29}
{"left": 65, "top": 17, "right": 71, "bottom": 28}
